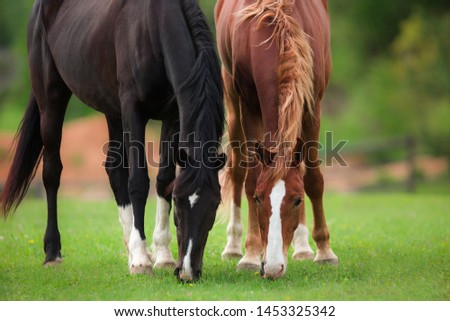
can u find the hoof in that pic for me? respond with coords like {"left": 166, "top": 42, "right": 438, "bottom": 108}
{"left": 293, "top": 250, "right": 315, "bottom": 261}
{"left": 314, "top": 249, "right": 338, "bottom": 266}
{"left": 222, "top": 249, "right": 243, "bottom": 260}
{"left": 147, "top": 252, "right": 156, "bottom": 265}
{"left": 237, "top": 256, "right": 260, "bottom": 271}
{"left": 130, "top": 264, "right": 153, "bottom": 275}
{"left": 152, "top": 249, "right": 175, "bottom": 269}
{"left": 153, "top": 259, "right": 176, "bottom": 269}
{"left": 314, "top": 257, "right": 339, "bottom": 266}
{"left": 43, "top": 257, "right": 62, "bottom": 267}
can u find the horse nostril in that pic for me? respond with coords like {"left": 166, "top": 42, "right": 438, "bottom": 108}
{"left": 260, "top": 261, "right": 265, "bottom": 277}
{"left": 272, "top": 264, "right": 285, "bottom": 279}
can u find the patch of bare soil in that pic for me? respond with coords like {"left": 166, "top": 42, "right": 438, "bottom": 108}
{"left": 0, "top": 116, "right": 160, "bottom": 200}
{"left": 322, "top": 155, "right": 448, "bottom": 192}
{"left": 0, "top": 116, "right": 448, "bottom": 198}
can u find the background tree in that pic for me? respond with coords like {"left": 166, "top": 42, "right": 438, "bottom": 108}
{"left": 0, "top": 0, "right": 449, "bottom": 158}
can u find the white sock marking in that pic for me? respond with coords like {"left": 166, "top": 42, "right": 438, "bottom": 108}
{"left": 129, "top": 225, "right": 150, "bottom": 268}
{"left": 293, "top": 223, "right": 314, "bottom": 254}
{"left": 223, "top": 203, "right": 243, "bottom": 255}
{"left": 152, "top": 197, "right": 171, "bottom": 247}
{"left": 188, "top": 191, "right": 200, "bottom": 208}
{"left": 152, "top": 197, "right": 174, "bottom": 264}
{"left": 266, "top": 180, "right": 287, "bottom": 274}
{"left": 119, "top": 205, "right": 133, "bottom": 248}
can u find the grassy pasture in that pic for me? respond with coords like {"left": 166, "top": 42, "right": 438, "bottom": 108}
{"left": 0, "top": 193, "right": 448, "bottom": 300}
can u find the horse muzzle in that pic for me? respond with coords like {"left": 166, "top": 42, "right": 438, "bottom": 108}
{"left": 260, "top": 261, "right": 286, "bottom": 280}
{"left": 174, "top": 266, "right": 202, "bottom": 282}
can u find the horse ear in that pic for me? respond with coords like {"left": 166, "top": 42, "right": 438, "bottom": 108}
{"left": 291, "top": 138, "right": 305, "bottom": 167}
{"left": 176, "top": 148, "right": 189, "bottom": 167}
{"left": 214, "top": 153, "right": 227, "bottom": 171}
{"left": 255, "top": 142, "right": 276, "bottom": 166}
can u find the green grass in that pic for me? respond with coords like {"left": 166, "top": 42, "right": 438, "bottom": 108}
{"left": 0, "top": 102, "right": 24, "bottom": 133}
{"left": 0, "top": 194, "right": 448, "bottom": 301}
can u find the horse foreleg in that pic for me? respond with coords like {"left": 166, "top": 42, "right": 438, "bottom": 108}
{"left": 104, "top": 116, "right": 141, "bottom": 267}
{"left": 303, "top": 114, "right": 338, "bottom": 265}
{"left": 304, "top": 166, "right": 338, "bottom": 265}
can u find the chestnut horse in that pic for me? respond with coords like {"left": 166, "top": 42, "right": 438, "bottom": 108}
{"left": 215, "top": 0, "right": 338, "bottom": 279}
{"left": 1, "top": 0, "right": 225, "bottom": 282}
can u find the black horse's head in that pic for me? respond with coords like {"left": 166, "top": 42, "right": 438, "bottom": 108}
{"left": 172, "top": 149, "right": 226, "bottom": 281}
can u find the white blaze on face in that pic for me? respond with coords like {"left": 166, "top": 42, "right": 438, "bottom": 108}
{"left": 182, "top": 239, "right": 194, "bottom": 279}
{"left": 188, "top": 191, "right": 200, "bottom": 208}
{"left": 265, "top": 180, "right": 287, "bottom": 275}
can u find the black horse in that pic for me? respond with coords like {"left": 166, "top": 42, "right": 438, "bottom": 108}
{"left": 1, "top": 0, "right": 225, "bottom": 281}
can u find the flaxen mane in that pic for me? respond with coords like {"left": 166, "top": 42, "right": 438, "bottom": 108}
{"left": 239, "top": 0, "right": 315, "bottom": 180}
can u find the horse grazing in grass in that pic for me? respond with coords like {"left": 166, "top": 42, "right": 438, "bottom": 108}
{"left": 215, "top": 0, "right": 338, "bottom": 279}
{"left": 1, "top": 0, "right": 226, "bottom": 282}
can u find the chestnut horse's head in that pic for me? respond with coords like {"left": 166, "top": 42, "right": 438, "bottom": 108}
{"left": 254, "top": 139, "right": 304, "bottom": 279}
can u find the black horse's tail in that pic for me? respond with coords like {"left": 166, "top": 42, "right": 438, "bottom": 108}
{"left": 1, "top": 95, "right": 43, "bottom": 217}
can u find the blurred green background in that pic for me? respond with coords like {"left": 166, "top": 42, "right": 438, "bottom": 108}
{"left": 0, "top": 0, "right": 449, "bottom": 193}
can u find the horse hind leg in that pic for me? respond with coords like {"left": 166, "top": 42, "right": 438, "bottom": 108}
{"left": 221, "top": 69, "right": 245, "bottom": 260}
{"left": 33, "top": 74, "right": 71, "bottom": 266}
{"left": 26, "top": 8, "right": 72, "bottom": 266}
{"left": 152, "top": 194, "right": 176, "bottom": 269}
{"left": 151, "top": 120, "right": 177, "bottom": 269}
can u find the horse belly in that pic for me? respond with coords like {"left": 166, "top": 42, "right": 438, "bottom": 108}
{"left": 52, "top": 45, "right": 121, "bottom": 115}
{"left": 46, "top": 1, "right": 122, "bottom": 115}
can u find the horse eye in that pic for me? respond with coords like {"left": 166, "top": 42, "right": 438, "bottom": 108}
{"left": 293, "top": 197, "right": 302, "bottom": 207}
{"left": 254, "top": 195, "right": 261, "bottom": 205}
